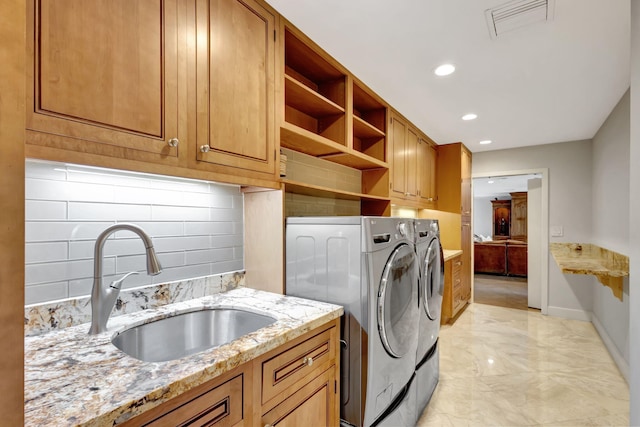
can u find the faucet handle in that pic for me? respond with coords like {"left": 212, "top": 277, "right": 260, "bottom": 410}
{"left": 109, "top": 271, "right": 140, "bottom": 290}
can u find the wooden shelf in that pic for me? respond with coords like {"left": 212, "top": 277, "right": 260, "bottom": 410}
{"left": 285, "top": 75, "right": 344, "bottom": 117}
{"left": 353, "top": 115, "right": 385, "bottom": 139}
{"left": 282, "top": 179, "right": 390, "bottom": 202}
{"left": 281, "top": 122, "right": 388, "bottom": 170}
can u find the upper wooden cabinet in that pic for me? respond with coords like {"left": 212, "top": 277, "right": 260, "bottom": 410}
{"left": 437, "top": 142, "right": 472, "bottom": 216}
{"left": 27, "top": 0, "right": 181, "bottom": 164}
{"left": 388, "top": 110, "right": 437, "bottom": 208}
{"left": 26, "top": 0, "right": 280, "bottom": 186}
{"left": 195, "top": 0, "right": 276, "bottom": 176}
{"left": 417, "top": 136, "right": 437, "bottom": 206}
{"left": 389, "top": 111, "right": 417, "bottom": 200}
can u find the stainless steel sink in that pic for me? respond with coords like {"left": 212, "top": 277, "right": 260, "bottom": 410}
{"left": 111, "top": 308, "right": 277, "bottom": 362}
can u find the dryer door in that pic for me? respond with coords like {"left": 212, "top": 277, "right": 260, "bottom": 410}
{"left": 377, "top": 243, "right": 419, "bottom": 358}
{"left": 421, "top": 238, "right": 444, "bottom": 321}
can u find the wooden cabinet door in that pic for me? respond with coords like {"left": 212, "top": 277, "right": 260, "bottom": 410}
{"left": 461, "top": 220, "right": 472, "bottom": 303}
{"left": 417, "top": 138, "right": 436, "bottom": 204}
{"left": 27, "top": 0, "right": 180, "bottom": 162}
{"left": 460, "top": 147, "right": 472, "bottom": 216}
{"left": 261, "top": 368, "right": 337, "bottom": 427}
{"left": 196, "top": 0, "right": 276, "bottom": 175}
{"left": 389, "top": 114, "right": 407, "bottom": 198}
{"left": 428, "top": 143, "right": 437, "bottom": 202}
{"left": 510, "top": 192, "right": 528, "bottom": 241}
{"left": 405, "top": 127, "right": 419, "bottom": 198}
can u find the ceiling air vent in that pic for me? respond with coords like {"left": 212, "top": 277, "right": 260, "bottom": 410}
{"left": 485, "top": 0, "right": 555, "bottom": 39}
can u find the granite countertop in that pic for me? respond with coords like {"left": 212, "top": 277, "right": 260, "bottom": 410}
{"left": 549, "top": 243, "right": 629, "bottom": 301}
{"left": 443, "top": 249, "right": 463, "bottom": 262}
{"left": 24, "top": 288, "right": 343, "bottom": 426}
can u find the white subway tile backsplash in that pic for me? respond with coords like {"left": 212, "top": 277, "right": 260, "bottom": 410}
{"left": 25, "top": 242, "right": 69, "bottom": 264}
{"left": 115, "top": 254, "right": 147, "bottom": 273}
{"left": 152, "top": 264, "right": 212, "bottom": 283}
{"left": 156, "top": 252, "right": 187, "bottom": 269}
{"left": 68, "top": 278, "right": 93, "bottom": 298}
{"left": 151, "top": 205, "right": 211, "bottom": 221}
{"left": 25, "top": 160, "right": 245, "bottom": 305}
{"left": 211, "top": 260, "right": 244, "bottom": 275}
{"left": 113, "top": 222, "right": 184, "bottom": 238}
{"left": 154, "top": 236, "right": 211, "bottom": 253}
{"left": 26, "top": 178, "right": 115, "bottom": 203}
{"left": 26, "top": 258, "right": 114, "bottom": 285}
{"left": 26, "top": 222, "right": 115, "bottom": 243}
{"left": 185, "top": 248, "right": 234, "bottom": 265}
{"left": 210, "top": 207, "right": 243, "bottom": 222}
{"left": 209, "top": 234, "right": 243, "bottom": 249}
{"left": 68, "top": 202, "right": 152, "bottom": 221}
{"left": 25, "top": 200, "right": 67, "bottom": 220}
{"left": 25, "top": 282, "right": 69, "bottom": 305}
{"left": 184, "top": 221, "right": 235, "bottom": 236}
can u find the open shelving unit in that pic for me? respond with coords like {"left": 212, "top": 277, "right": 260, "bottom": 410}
{"left": 280, "top": 25, "right": 390, "bottom": 216}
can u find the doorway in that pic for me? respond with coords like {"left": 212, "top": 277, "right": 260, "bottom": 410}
{"left": 471, "top": 171, "right": 548, "bottom": 312}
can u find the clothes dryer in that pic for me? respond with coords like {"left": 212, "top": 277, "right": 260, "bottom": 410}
{"left": 413, "top": 219, "right": 444, "bottom": 416}
{"left": 286, "top": 217, "right": 419, "bottom": 427}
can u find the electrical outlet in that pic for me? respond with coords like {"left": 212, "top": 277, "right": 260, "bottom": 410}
{"left": 551, "top": 226, "right": 564, "bottom": 237}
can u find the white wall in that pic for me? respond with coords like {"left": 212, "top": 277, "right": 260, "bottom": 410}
{"left": 25, "top": 160, "right": 244, "bottom": 305}
{"left": 473, "top": 140, "right": 593, "bottom": 317}
{"left": 629, "top": 1, "right": 640, "bottom": 422}
{"left": 591, "top": 89, "right": 630, "bottom": 378}
{"left": 472, "top": 196, "right": 494, "bottom": 237}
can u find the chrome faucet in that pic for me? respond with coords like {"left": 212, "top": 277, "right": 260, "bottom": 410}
{"left": 89, "top": 223, "right": 162, "bottom": 334}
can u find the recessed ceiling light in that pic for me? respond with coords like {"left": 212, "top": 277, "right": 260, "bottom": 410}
{"left": 488, "top": 180, "right": 495, "bottom": 184}
{"left": 479, "top": 140, "right": 492, "bottom": 145}
{"left": 434, "top": 64, "right": 455, "bottom": 76}
{"left": 462, "top": 113, "right": 477, "bottom": 121}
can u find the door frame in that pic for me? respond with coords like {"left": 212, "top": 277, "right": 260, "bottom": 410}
{"left": 471, "top": 168, "right": 549, "bottom": 314}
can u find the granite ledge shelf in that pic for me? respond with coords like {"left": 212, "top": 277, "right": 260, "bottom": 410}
{"left": 549, "top": 243, "right": 629, "bottom": 301}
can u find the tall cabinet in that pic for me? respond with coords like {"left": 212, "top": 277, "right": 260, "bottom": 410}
{"left": 436, "top": 142, "right": 473, "bottom": 311}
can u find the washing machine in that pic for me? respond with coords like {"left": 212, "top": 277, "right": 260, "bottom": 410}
{"left": 412, "top": 219, "right": 444, "bottom": 416}
{"left": 286, "top": 216, "right": 419, "bottom": 427}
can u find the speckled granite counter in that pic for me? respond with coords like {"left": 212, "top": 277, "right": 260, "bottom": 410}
{"left": 549, "top": 243, "right": 629, "bottom": 301}
{"left": 443, "top": 249, "right": 463, "bottom": 262}
{"left": 25, "top": 288, "right": 343, "bottom": 426}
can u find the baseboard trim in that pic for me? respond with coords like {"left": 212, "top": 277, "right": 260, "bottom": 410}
{"left": 546, "top": 306, "right": 591, "bottom": 322}
{"left": 591, "top": 312, "right": 629, "bottom": 383}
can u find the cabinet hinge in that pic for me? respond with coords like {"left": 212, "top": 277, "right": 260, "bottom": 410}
{"left": 335, "top": 380, "right": 337, "bottom": 394}
{"left": 274, "top": 29, "right": 276, "bottom": 41}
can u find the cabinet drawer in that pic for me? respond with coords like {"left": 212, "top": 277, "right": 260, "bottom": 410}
{"left": 261, "top": 327, "right": 336, "bottom": 405}
{"left": 144, "top": 374, "right": 243, "bottom": 427}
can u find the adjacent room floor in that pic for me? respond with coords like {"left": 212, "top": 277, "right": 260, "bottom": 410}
{"left": 418, "top": 303, "right": 629, "bottom": 426}
{"left": 474, "top": 273, "right": 528, "bottom": 310}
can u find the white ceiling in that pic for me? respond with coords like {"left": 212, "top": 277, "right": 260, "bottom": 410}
{"left": 265, "top": 0, "right": 630, "bottom": 153}
{"left": 473, "top": 174, "right": 541, "bottom": 198}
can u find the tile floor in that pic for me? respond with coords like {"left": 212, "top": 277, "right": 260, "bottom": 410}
{"left": 474, "top": 274, "right": 529, "bottom": 311}
{"left": 417, "top": 303, "right": 629, "bottom": 426}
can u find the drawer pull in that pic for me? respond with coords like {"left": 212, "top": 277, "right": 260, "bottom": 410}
{"left": 303, "top": 357, "right": 313, "bottom": 367}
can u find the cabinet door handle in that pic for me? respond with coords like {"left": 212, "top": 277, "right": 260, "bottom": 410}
{"left": 200, "top": 145, "right": 211, "bottom": 153}
{"left": 303, "top": 357, "right": 313, "bottom": 367}
{"left": 167, "top": 137, "right": 179, "bottom": 147}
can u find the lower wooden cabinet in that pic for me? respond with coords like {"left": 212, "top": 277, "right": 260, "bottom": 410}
{"left": 121, "top": 318, "right": 339, "bottom": 427}
{"left": 261, "top": 367, "right": 336, "bottom": 427}
{"left": 441, "top": 253, "right": 467, "bottom": 324}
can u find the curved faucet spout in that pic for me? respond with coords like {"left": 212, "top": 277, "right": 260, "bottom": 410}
{"left": 89, "top": 223, "right": 162, "bottom": 335}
